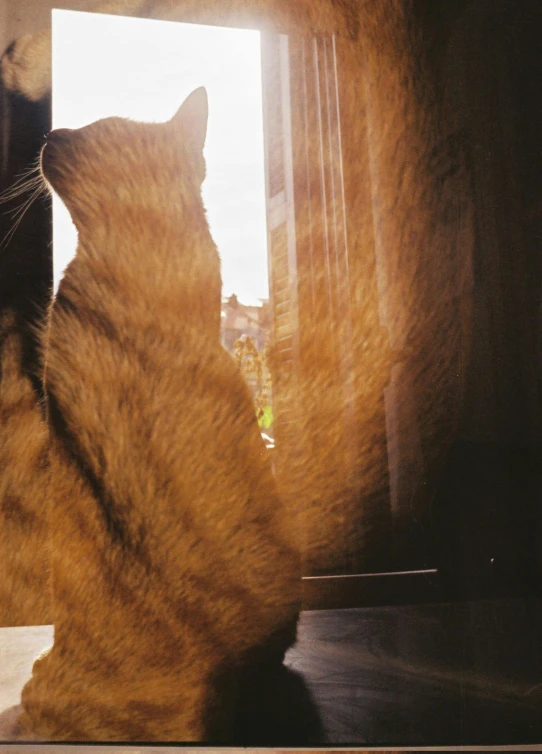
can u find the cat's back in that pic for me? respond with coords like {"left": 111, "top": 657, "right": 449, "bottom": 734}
{"left": 0, "top": 309, "right": 52, "bottom": 626}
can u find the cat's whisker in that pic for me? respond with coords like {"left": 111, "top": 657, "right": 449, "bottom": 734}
{"left": 2, "top": 162, "right": 42, "bottom": 182}
{"left": 0, "top": 158, "right": 48, "bottom": 249}
{"left": 0, "top": 178, "right": 45, "bottom": 205}
{"left": 0, "top": 168, "right": 45, "bottom": 203}
{"left": 10, "top": 163, "right": 41, "bottom": 183}
{"left": 2, "top": 187, "right": 42, "bottom": 222}
{"left": 0, "top": 182, "right": 47, "bottom": 250}
{"left": 7, "top": 183, "right": 46, "bottom": 219}
{"left": 1, "top": 156, "right": 42, "bottom": 181}
{"left": 4, "top": 156, "right": 40, "bottom": 177}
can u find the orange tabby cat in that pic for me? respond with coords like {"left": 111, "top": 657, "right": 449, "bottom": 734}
{"left": 13, "top": 87, "right": 300, "bottom": 741}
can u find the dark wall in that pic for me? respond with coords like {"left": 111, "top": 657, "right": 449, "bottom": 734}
{"left": 0, "top": 83, "right": 52, "bottom": 394}
{"left": 433, "top": 0, "right": 542, "bottom": 598}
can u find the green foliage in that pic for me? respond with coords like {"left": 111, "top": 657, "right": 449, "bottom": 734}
{"left": 233, "top": 335, "right": 273, "bottom": 432}
{"left": 258, "top": 405, "right": 273, "bottom": 429}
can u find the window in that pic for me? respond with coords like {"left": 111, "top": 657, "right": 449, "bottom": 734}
{"left": 52, "top": 9, "right": 269, "bottom": 312}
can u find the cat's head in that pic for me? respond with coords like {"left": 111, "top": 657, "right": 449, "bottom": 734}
{"left": 40, "top": 87, "right": 209, "bottom": 228}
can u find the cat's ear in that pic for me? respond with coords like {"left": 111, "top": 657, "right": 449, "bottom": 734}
{"left": 170, "top": 87, "right": 208, "bottom": 153}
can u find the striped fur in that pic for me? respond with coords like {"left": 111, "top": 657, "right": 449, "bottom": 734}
{"left": 0, "top": 310, "right": 52, "bottom": 626}
{"left": 15, "top": 88, "right": 300, "bottom": 741}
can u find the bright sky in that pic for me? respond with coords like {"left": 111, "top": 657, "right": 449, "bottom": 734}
{"left": 51, "top": 9, "right": 269, "bottom": 305}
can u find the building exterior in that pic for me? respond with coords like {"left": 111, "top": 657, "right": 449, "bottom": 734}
{"left": 220, "top": 294, "right": 270, "bottom": 353}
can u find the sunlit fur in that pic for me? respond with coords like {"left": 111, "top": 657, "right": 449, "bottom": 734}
{"left": 13, "top": 88, "right": 300, "bottom": 741}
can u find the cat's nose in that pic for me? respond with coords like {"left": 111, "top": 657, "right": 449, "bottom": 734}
{"left": 46, "top": 128, "right": 73, "bottom": 146}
